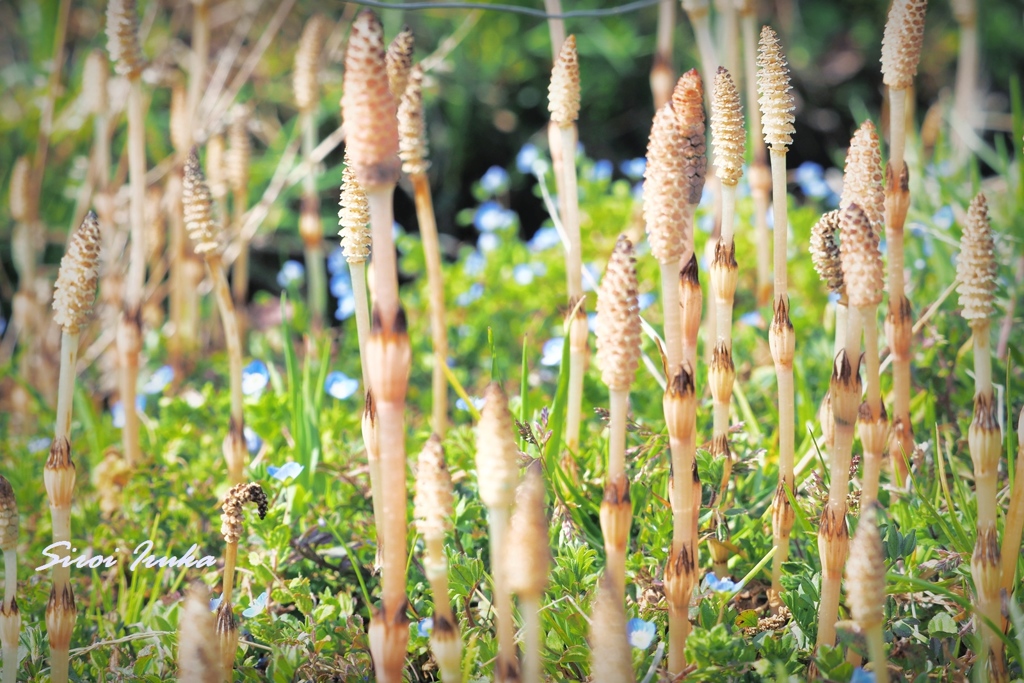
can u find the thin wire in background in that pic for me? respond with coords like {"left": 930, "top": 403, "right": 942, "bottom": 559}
{"left": 343, "top": 0, "right": 662, "bottom": 19}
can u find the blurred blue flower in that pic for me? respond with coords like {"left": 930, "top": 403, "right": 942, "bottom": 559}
{"left": 324, "top": 371, "right": 359, "bottom": 400}
{"left": 276, "top": 260, "right": 305, "bottom": 288}
{"left": 516, "top": 143, "right": 540, "bottom": 174}
{"left": 474, "top": 201, "right": 515, "bottom": 232}
{"left": 112, "top": 396, "right": 146, "bottom": 428}
{"left": 699, "top": 182, "right": 713, "bottom": 207}
{"left": 477, "top": 232, "right": 500, "bottom": 253}
{"left": 587, "top": 312, "right": 597, "bottom": 333}
{"left": 455, "top": 283, "right": 484, "bottom": 307}
{"left": 0, "top": 315, "right": 7, "bottom": 336}
{"left": 267, "top": 462, "right": 304, "bottom": 482}
{"left": 632, "top": 182, "right": 644, "bottom": 200}
{"left": 795, "top": 161, "right": 835, "bottom": 201}
{"left": 513, "top": 264, "right": 536, "bottom": 285}
{"left": 527, "top": 226, "right": 561, "bottom": 252}
{"left": 455, "top": 396, "right": 485, "bottom": 412}
{"left": 417, "top": 617, "right": 433, "bottom": 637}
{"left": 242, "top": 360, "right": 270, "bottom": 396}
{"left": 330, "top": 269, "right": 352, "bottom": 298}
{"left": 141, "top": 365, "right": 174, "bottom": 395}
{"left": 480, "top": 166, "right": 510, "bottom": 195}
{"left": 243, "top": 426, "right": 263, "bottom": 455}
{"left": 334, "top": 294, "right": 356, "bottom": 321}
{"left": 851, "top": 668, "right": 877, "bottom": 683}
{"left": 541, "top": 337, "right": 564, "bottom": 366}
{"left": 582, "top": 263, "right": 601, "bottom": 292}
{"left": 638, "top": 292, "right": 655, "bottom": 311}
{"left": 620, "top": 157, "right": 646, "bottom": 180}
{"left": 463, "top": 250, "right": 486, "bottom": 276}
{"left": 739, "top": 311, "right": 764, "bottom": 328}
{"left": 705, "top": 573, "right": 738, "bottom": 592}
{"left": 699, "top": 212, "right": 714, "bottom": 233}
{"left": 209, "top": 594, "right": 223, "bottom": 612}
{"left": 586, "top": 159, "right": 613, "bottom": 182}
{"left": 626, "top": 618, "right": 656, "bottom": 649}
{"left": 393, "top": 221, "right": 405, "bottom": 239}
{"left": 28, "top": 437, "right": 50, "bottom": 453}
{"left": 242, "top": 591, "right": 268, "bottom": 618}
{"left": 327, "top": 246, "right": 346, "bottom": 276}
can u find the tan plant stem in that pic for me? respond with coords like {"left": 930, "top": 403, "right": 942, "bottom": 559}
{"left": 221, "top": 541, "right": 239, "bottom": 608}
{"left": 119, "top": 76, "right": 147, "bottom": 468}
{"left": 859, "top": 312, "right": 885, "bottom": 507}
{"left": 1, "top": 548, "right": 17, "bottom": 683}
{"left": 1001, "top": 409, "right": 1024, "bottom": 595}
{"left": 884, "top": 165, "right": 912, "bottom": 479}
{"left": 231, "top": 183, "right": 249, "bottom": 311}
{"left": 557, "top": 124, "right": 586, "bottom": 453}
{"left": 367, "top": 189, "right": 399, "bottom": 323}
{"left": 952, "top": 4, "right": 977, "bottom": 159}
{"left": 769, "top": 149, "right": 788, "bottom": 298}
{"left": 650, "top": 0, "right": 675, "bottom": 109}
{"left": 750, "top": 163, "right": 773, "bottom": 306}
{"left": 488, "top": 508, "right": 516, "bottom": 681}
{"left": 410, "top": 172, "right": 448, "bottom": 436}
{"left": 167, "top": 173, "right": 186, "bottom": 373}
{"left": 741, "top": 10, "right": 771, "bottom": 305}
{"left": 608, "top": 389, "right": 629, "bottom": 480}
{"left": 300, "top": 110, "right": 327, "bottom": 330}
{"left": 888, "top": 89, "right": 908, "bottom": 183}
{"left": 351, "top": 262, "right": 372, "bottom": 389}
{"left": 204, "top": 254, "right": 246, "bottom": 484}
{"left": 544, "top": 0, "right": 565, "bottom": 58}
{"left": 660, "top": 264, "right": 683, "bottom": 371}
{"left": 56, "top": 332, "right": 80, "bottom": 441}
{"left": 45, "top": 438, "right": 75, "bottom": 683}
{"left": 866, "top": 628, "right": 890, "bottom": 683}
{"left": 187, "top": 0, "right": 210, "bottom": 133}
{"left": 685, "top": 6, "right": 717, "bottom": 102}
{"left": 424, "top": 536, "right": 460, "bottom": 682}
{"left": 520, "top": 594, "right": 542, "bottom": 683}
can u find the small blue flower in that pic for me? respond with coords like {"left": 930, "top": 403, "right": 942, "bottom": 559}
{"left": 141, "top": 365, "right": 174, "bottom": 395}
{"left": 276, "top": 260, "right": 305, "bottom": 288}
{"left": 620, "top": 157, "right": 646, "bottom": 180}
{"left": 28, "top": 437, "right": 51, "bottom": 453}
{"left": 699, "top": 182, "right": 713, "bottom": 207}
{"left": 474, "top": 201, "right": 515, "bottom": 233}
{"left": 242, "top": 591, "right": 268, "bottom": 618}
{"left": 330, "top": 270, "right": 352, "bottom": 298}
{"left": 327, "top": 246, "right": 347, "bottom": 276}
{"left": 267, "top": 462, "right": 304, "bottom": 482}
{"left": 477, "top": 232, "right": 500, "bottom": 253}
{"left": 463, "top": 250, "right": 486, "bottom": 276}
{"left": 632, "top": 182, "right": 644, "bottom": 200}
{"left": 541, "top": 337, "right": 564, "bottom": 366}
{"left": 705, "top": 573, "right": 738, "bottom": 593}
{"left": 739, "top": 311, "right": 764, "bottom": 328}
{"left": 0, "top": 316, "right": 6, "bottom": 336}
{"left": 242, "top": 360, "right": 270, "bottom": 396}
{"left": 209, "top": 594, "right": 223, "bottom": 612}
{"left": 587, "top": 312, "right": 597, "bottom": 333}
{"left": 455, "top": 396, "right": 485, "bottom": 412}
{"left": 626, "top": 618, "right": 656, "bottom": 649}
{"left": 455, "top": 283, "right": 484, "bottom": 307}
{"left": 112, "top": 396, "right": 146, "bottom": 428}
{"left": 582, "top": 263, "right": 601, "bottom": 292}
{"left": 527, "top": 226, "right": 561, "bottom": 252}
{"left": 638, "top": 292, "right": 655, "bottom": 311}
{"left": 794, "top": 161, "right": 825, "bottom": 196}
{"left": 586, "top": 159, "right": 613, "bottom": 182}
{"left": 324, "top": 371, "right": 359, "bottom": 400}
{"left": 417, "top": 617, "right": 434, "bottom": 637}
{"left": 850, "top": 667, "right": 877, "bottom": 683}
{"left": 243, "top": 426, "right": 263, "bottom": 455}
{"left": 334, "top": 294, "right": 356, "bottom": 321}
{"left": 513, "top": 263, "right": 536, "bottom": 285}
{"left": 480, "top": 166, "right": 510, "bottom": 195}
{"left": 516, "top": 143, "right": 540, "bottom": 174}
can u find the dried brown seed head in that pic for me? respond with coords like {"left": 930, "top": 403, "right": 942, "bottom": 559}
{"left": 712, "top": 67, "right": 745, "bottom": 185}
{"left": 398, "top": 65, "right": 430, "bottom": 175}
{"left": 507, "top": 463, "right": 551, "bottom": 597}
{"left": 475, "top": 382, "right": 520, "bottom": 509}
{"left": 840, "top": 203, "right": 884, "bottom": 309}
{"left": 588, "top": 572, "right": 636, "bottom": 683}
{"left": 183, "top": 147, "right": 222, "bottom": 256}
{"left": 106, "top": 0, "right": 145, "bottom": 77}
{"left": 672, "top": 69, "right": 707, "bottom": 204}
{"left": 596, "top": 236, "right": 641, "bottom": 391}
{"left": 845, "top": 506, "right": 886, "bottom": 627}
{"left": 338, "top": 156, "right": 372, "bottom": 263}
{"left": 341, "top": 10, "right": 401, "bottom": 188}
{"left": 810, "top": 210, "right": 843, "bottom": 295}
{"left": 413, "top": 434, "right": 453, "bottom": 539}
{"left": 53, "top": 211, "right": 102, "bottom": 333}
{"left": 548, "top": 35, "right": 580, "bottom": 125}
{"left": 83, "top": 49, "right": 109, "bottom": 116}
{"left": 9, "top": 155, "right": 31, "bottom": 223}
{"left": 170, "top": 83, "right": 189, "bottom": 153}
{"left": 644, "top": 104, "right": 689, "bottom": 264}
{"left": 756, "top": 25, "right": 795, "bottom": 151}
{"left": 840, "top": 121, "right": 885, "bottom": 231}
{"left": 957, "top": 193, "right": 996, "bottom": 322}
{"left": 881, "top": 0, "right": 928, "bottom": 90}
{"left": 0, "top": 476, "right": 17, "bottom": 552}
{"left": 177, "top": 583, "right": 220, "bottom": 683}
{"left": 294, "top": 14, "right": 329, "bottom": 112}
{"left": 220, "top": 482, "right": 268, "bottom": 545}
{"left": 386, "top": 27, "right": 415, "bottom": 100}
{"left": 226, "top": 106, "right": 251, "bottom": 196}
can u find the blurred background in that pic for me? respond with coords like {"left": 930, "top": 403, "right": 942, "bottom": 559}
{"left": 0, "top": 0, "right": 1022, "bottom": 316}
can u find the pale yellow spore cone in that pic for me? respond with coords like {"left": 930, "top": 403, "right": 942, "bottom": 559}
{"left": 644, "top": 104, "right": 689, "bottom": 264}
{"left": 840, "top": 121, "right": 885, "bottom": 231}
{"left": 386, "top": 27, "right": 415, "bottom": 100}
{"left": 294, "top": 14, "right": 329, "bottom": 113}
{"left": 712, "top": 66, "right": 745, "bottom": 186}
{"left": 596, "top": 235, "right": 641, "bottom": 392}
{"left": 106, "top": 0, "right": 145, "bottom": 77}
{"left": 338, "top": 159, "right": 372, "bottom": 264}
{"left": 183, "top": 148, "right": 222, "bottom": 256}
{"left": 840, "top": 203, "right": 884, "bottom": 309}
{"left": 507, "top": 463, "right": 551, "bottom": 597}
{"left": 810, "top": 210, "right": 844, "bottom": 296}
{"left": 398, "top": 65, "right": 430, "bottom": 176}
{"left": 672, "top": 69, "right": 707, "bottom": 204}
{"left": 548, "top": 35, "right": 580, "bottom": 126}
{"left": 177, "top": 583, "right": 220, "bottom": 683}
{"left": 756, "top": 26, "right": 795, "bottom": 151}
{"left": 881, "top": 0, "right": 928, "bottom": 90}
{"left": 413, "top": 434, "right": 453, "bottom": 540}
{"left": 957, "top": 193, "right": 996, "bottom": 322}
{"left": 845, "top": 506, "right": 886, "bottom": 627}
{"left": 53, "top": 211, "right": 102, "bottom": 334}
{"left": 474, "top": 383, "right": 520, "bottom": 510}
